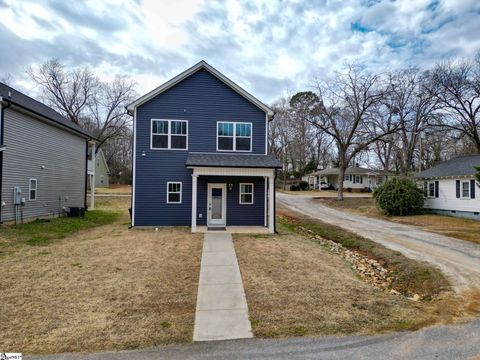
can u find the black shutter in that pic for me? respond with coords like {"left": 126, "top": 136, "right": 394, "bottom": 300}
{"left": 471, "top": 179, "right": 476, "bottom": 199}
{"left": 360, "top": 176, "right": 363, "bottom": 184}
{"left": 435, "top": 181, "right": 439, "bottom": 198}
{"left": 456, "top": 180, "right": 460, "bottom": 198}
{"left": 423, "top": 182, "right": 428, "bottom": 197}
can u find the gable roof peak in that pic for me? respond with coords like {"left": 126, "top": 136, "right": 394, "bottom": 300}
{"left": 127, "top": 61, "right": 274, "bottom": 118}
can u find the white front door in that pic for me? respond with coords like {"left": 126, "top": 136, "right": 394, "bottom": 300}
{"left": 207, "top": 183, "right": 227, "bottom": 227}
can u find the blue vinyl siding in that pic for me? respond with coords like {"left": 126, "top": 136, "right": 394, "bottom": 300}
{"left": 133, "top": 68, "right": 268, "bottom": 226}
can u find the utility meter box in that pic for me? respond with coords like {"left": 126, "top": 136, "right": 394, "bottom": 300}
{"left": 13, "top": 187, "right": 22, "bottom": 205}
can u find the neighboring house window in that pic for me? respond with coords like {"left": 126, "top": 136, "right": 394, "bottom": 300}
{"left": 344, "top": 175, "right": 349, "bottom": 181}
{"left": 100, "top": 175, "right": 104, "bottom": 184}
{"left": 167, "top": 182, "right": 182, "bottom": 203}
{"left": 151, "top": 119, "right": 188, "bottom": 150}
{"left": 428, "top": 182, "right": 435, "bottom": 198}
{"left": 352, "top": 175, "right": 362, "bottom": 184}
{"left": 239, "top": 183, "right": 254, "bottom": 204}
{"left": 461, "top": 181, "right": 470, "bottom": 199}
{"left": 426, "top": 181, "right": 439, "bottom": 198}
{"left": 29, "top": 178, "right": 37, "bottom": 201}
{"left": 217, "top": 122, "right": 252, "bottom": 152}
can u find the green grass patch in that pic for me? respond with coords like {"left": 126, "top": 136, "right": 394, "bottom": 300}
{"left": 278, "top": 215, "right": 451, "bottom": 298}
{"left": 1, "top": 210, "right": 119, "bottom": 249}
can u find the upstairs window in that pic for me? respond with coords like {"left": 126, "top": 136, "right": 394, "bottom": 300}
{"left": 151, "top": 119, "right": 188, "bottom": 150}
{"left": 217, "top": 122, "right": 252, "bottom": 152}
{"left": 29, "top": 178, "right": 37, "bottom": 201}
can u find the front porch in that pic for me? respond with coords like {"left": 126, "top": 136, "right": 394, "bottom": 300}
{"left": 189, "top": 166, "right": 276, "bottom": 234}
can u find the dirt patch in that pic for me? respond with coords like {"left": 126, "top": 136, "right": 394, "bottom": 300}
{"left": 235, "top": 223, "right": 480, "bottom": 339}
{"left": 315, "top": 197, "right": 480, "bottom": 245}
{"left": 0, "top": 197, "right": 202, "bottom": 354}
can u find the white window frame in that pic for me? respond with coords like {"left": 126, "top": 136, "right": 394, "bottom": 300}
{"left": 216, "top": 121, "right": 252, "bottom": 152}
{"left": 167, "top": 182, "right": 182, "bottom": 204}
{"left": 239, "top": 183, "right": 254, "bottom": 204}
{"left": 461, "top": 180, "right": 471, "bottom": 199}
{"left": 29, "top": 178, "right": 37, "bottom": 201}
{"left": 151, "top": 119, "right": 188, "bottom": 150}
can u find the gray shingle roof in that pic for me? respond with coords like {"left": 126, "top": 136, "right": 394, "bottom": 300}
{"left": 314, "top": 167, "right": 388, "bottom": 176}
{"left": 186, "top": 153, "right": 282, "bottom": 168}
{"left": 415, "top": 155, "right": 480, "bottom": 178}
{"left": 0, "top": 82, "right": 93, "bottom": 138}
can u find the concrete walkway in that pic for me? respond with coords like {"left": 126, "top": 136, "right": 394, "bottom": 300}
{"left": 193, "top": 232, "right": 253, "bottom": 341}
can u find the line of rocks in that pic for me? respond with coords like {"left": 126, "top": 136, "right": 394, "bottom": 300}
{"left": 278, "top": 215, "right": 422, "bottom": 301}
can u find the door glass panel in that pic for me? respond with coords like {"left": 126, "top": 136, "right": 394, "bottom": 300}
{"left": 211, "top": 188, "right": 223, "bottom": 219}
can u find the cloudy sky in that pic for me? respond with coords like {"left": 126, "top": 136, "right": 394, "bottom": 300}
{"left": 1, "top": 0, "right": 480, "bottom": 104}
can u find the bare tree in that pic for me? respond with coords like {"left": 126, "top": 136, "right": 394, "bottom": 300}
{"left": 28, "top": 59, "right": 136, "bottom": 154}
{"left": 311, "top": 65, "right": 398, "bottom": 200}
{"left": 384, "top": 69, "right": 439, "bottom": 174}
{"left": 426, "top": 55, "right": 480, "bottom": 153}
{"left": 1, "top": 73, "right": 13, "bottom": 85}
{"left": 28, "top": 59, "right": 98, "bottom": 125}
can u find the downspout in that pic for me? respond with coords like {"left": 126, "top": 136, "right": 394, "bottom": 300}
{"left": 0, "top": 97, "right": 11, "bottom": 224}
{"left": 84, "top": 140, "right": 89, "bottom": 210}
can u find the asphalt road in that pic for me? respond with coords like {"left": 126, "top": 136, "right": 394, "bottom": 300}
{"left": 277, "top": 193, "right": 480, "bottom": 292}
{"left": 29, "top": 319, "right": 480, "bottom": 360}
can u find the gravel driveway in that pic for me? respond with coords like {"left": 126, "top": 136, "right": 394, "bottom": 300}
{"left": 277, "top": 193, "right": 480, "bottom": 292}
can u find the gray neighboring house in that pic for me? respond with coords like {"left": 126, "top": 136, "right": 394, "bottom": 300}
{"left": 94, "top": 149, "right": 110, "bottom": 188}
{"left": 415, "top": 155, "right": 479, "bottom": 220}
{"left": 0, "top": 82, "right": 95, "bottom": 223}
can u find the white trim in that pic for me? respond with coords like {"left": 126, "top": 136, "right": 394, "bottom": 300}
{"left": 461, "top": 180, "right": 471, "bottom": 199}
{"left": 132, "top": 107, "right": 137, "bottom": 226}
{"left": 239, "top": 183, "right": 254, "bottom": 204}
{"left": 127, "top": 61, "right": 274, "bottom": 118}
{"left": 265, "top": 113, "right": 268, "bottom": 155}
{"left": 28, "top": 178, "right": 37, "bottom": 201}
{"left": 167, "top": 181, "right": 182, "bottom": 204}
{"left": 151, "top": 119, "right": 188, "bottom": 150}
{"left": 191, "top": 166, "right": 275, "bottom": 177}
{"left": 216, "top": 121, "right": 252, "bottom": 152}
{"left": 264, "top": 176, "right": 267, "bottom": 227}
{"left": 191, "top": 175, "right": 198, "bottom": 233}
{"left": 268, "top": 175, "right": 275, "bottom": 233}
{"left": 207, "top": 183, "right": 227, "bottom": 226}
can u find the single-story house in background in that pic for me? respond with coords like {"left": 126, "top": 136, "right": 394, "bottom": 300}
{"left": 127, "top": 61, "right": 282, "bottom": 233}
{"left": 0, "top": 82, "right": 95, "bottom": 223}
{"left": 304, "top": 167, "right": 390, "bottom": 191}
{"left": 415, "top": 155, "right": 479, "bottom": 220}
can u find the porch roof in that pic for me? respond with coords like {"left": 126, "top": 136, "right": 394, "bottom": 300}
{"left": 186, "top": 152, "right": 282, "bottom": 169}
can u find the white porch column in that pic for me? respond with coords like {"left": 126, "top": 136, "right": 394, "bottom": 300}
{"left": 268, "top": 174, "right": 275, "bottom": 233}
{"left": 90, "top": 143, "right": 95, "bottom": 210}
{"left": 264, "top": 176, "right": 268, "bottom": 227}
{"left": 191, "top": 174, "right": 198, "bottom": 233}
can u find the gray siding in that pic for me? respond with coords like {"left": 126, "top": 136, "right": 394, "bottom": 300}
{"left": 1, "top": 107, "right": 86, "bottom": 222}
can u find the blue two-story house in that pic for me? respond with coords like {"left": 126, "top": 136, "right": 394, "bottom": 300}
{"left": 127, "top": 61, "right": 281, "bottom": 233}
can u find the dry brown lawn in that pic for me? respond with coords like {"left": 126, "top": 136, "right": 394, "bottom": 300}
{"left": 0, "top": 196, "right": 202, "bottom": 354}
{"left": 278, "top": 189, "right": 372, "bottom": 197}
{"left": 235, "top": 224, "right": 480, "bottom": 338}
{"left": 94, "top": 184, "right": 132, "bottom": 195}
{"left": 316, "top": 197, "right": 480, "bottom": 244}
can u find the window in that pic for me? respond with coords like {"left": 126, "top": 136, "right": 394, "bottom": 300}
{"left": 428, "top": 182, "right": 435, "bottom": 198}
{"left": 29, "top": 178, "right": 37, "bottom": 201}
{"left": 151, "top": 119, "right": 188, "bottom": 150}
{"left": 167, "top": 182, "right": 182, "bottom": 204}
{"left": 217, "top": 122, "right": 252, "bottom": 152}
{"left": 461, "top": 181, "right": 470, "bottom": 199}
{"left": 239, "top": 183, "right": 254, "bottom": 204}
{"left": 345, "top": 175, "right": 350, "bottom": 181}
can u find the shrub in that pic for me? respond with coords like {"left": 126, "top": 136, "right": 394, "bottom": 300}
{"left": 373, "top": 177, "right": 424, "bottom": 216}
{"left": 290, "top": 184, "right": 300, "bottom": 191}
{"left": 299, "top": 181, "right": 309, "bottom": 190}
